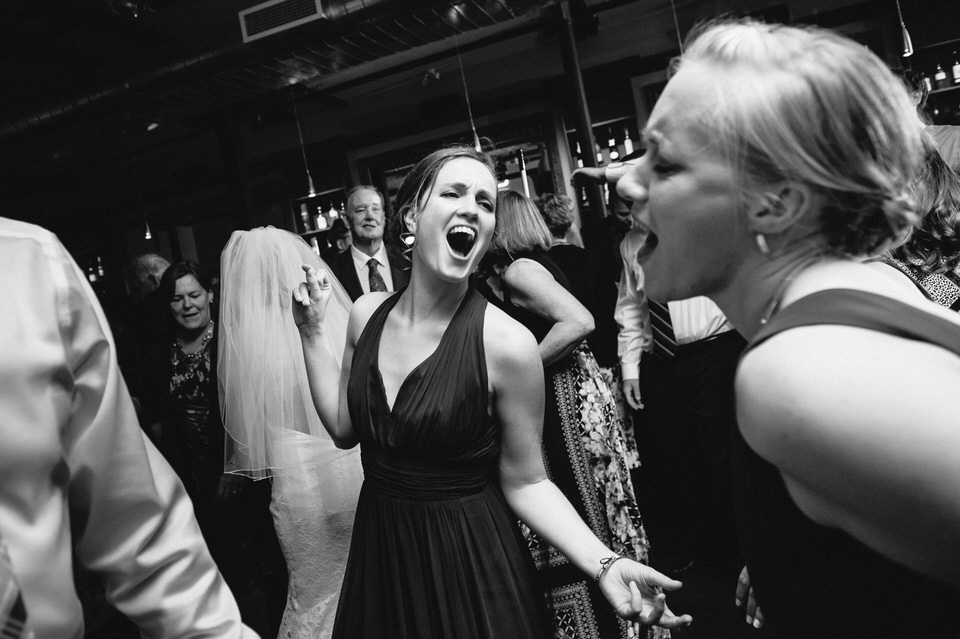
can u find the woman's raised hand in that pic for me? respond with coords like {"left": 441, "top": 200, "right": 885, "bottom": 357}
{"left": 735, "top": 565, "right": 764, "bottom": 629}
{"left": 600, "top": 558, "right": 693, "bottom": 630}
{"left": 292, "top": 264, "right": 332, "bottom": 334}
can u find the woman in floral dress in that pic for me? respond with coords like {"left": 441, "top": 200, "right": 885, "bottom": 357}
{"left": 138, "top": 261, "right": 285, "bottom": 637}
{"left": 478, "top": 190, "right": 665, "bottom": 639}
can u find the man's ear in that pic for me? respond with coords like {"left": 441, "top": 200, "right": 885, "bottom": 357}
{"left": 747, "top": 184, "right": 812, "bottom": 236}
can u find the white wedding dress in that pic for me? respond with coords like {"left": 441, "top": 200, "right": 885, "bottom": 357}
{"left": 217, "top": 227, "right": 362, "bottom": 639}
{"left": 272, "top": 430, "right": 362, "bottom": 639}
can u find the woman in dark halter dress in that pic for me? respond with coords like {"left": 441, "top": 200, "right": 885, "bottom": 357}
{"left": 613, "top": 18, "right": 960, "bottom": 638}
{"left": 292, "top": 146, "right": 692, "bottom": 639}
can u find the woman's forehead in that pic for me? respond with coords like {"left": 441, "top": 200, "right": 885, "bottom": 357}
{"left": 436, "top": 157, "right": 494, "bottom": 182}
{"left": 175, "top": 275, "right": 203, "bottom": 290}
{"left": 648, "top": 70, "right": 707, "bottom": 133}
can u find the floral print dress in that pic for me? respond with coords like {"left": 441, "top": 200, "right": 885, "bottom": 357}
{"left": 485, "top": 252, "right": 665, "bottom": 639}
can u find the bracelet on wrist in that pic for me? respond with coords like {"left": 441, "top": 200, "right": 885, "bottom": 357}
{"left": 595, "top": 554, "right": 623, "bottom": 583}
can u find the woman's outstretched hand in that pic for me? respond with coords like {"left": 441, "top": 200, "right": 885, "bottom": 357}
{"left": 292, "top": 264, "right": 332, "bottom": 335}
{"left": 601, "top": 558, "right": 693, "bottom": 629}
{"left": 735, "top": 565, "right": 764, "bottom": 629}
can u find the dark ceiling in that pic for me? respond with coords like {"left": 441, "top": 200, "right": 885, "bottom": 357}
{"left": 0, "top": 0, "right": 558, "bottom": 183}
{"left": 0, "top": 0, "right": 951, "bottom": 249}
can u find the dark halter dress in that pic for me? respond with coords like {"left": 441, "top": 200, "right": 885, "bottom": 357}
{"left": 332, "top": 287, "right": 551, "bottom": 639}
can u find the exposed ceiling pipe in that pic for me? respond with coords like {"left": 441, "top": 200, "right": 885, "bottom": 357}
{"left": 309, "top": 13, "right": 544, "bottom": 97}
{"left": 0, "top": 0, "right": 437, "bottom": 141}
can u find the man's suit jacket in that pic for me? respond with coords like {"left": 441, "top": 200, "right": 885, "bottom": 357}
{"left": 326, "top": 247, "right": 409, "bottom": 301}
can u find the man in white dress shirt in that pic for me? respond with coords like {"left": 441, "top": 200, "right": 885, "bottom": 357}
{"left": 613, "top": 183, "right": 750, "bottom": 638}
{"left": 0, "top": 216, "right": 255, "bottom": 639}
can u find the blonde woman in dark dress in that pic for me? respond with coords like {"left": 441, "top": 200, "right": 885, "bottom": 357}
{"left": 613, "top": 18, "right": 960, "bottom": 638}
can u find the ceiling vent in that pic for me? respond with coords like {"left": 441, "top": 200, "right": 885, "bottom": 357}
{"left": 239, "top": 0, "right": 325, "bottom": 43}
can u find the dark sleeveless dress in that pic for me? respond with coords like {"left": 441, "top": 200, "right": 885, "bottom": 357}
{"left": 332, "top": 288, "right": 551, "bottom": 639}
{"left": 733, "top": 289, "right": 960, "bottom": 639}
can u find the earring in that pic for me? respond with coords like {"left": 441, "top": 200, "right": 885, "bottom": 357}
{"left": 400, "top": 231, "right": 416, "bottom": 263}
{"left": 755, "top": 233, "right": 770, "bottom": 256}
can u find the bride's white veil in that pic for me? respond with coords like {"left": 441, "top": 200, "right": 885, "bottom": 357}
{"left": 218, "top": 226, "right": 353, "bottom": 480}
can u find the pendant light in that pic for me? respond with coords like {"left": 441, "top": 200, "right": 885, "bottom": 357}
{"left": 895, "top": 0, "right": 914, "bottom": 57}
{"left": 456, "top": 46, "right": 482, "bottom": 152}
{"left": 669, "top": 0, "right": 683, "bottom": 53}
{"left": 290, "top": 87, "right": 317, "bottom": 197}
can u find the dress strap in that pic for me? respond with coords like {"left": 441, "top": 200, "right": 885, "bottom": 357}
{"left": 748, "top": 288, "right": 960, "bottom": 356}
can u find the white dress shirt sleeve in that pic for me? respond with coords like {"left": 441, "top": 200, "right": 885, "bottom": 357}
{"left": 0, "top": 219, "right": 255, "bottom": 639}
{"left": 614, "top": 230, "right": 653, "bottom": 381}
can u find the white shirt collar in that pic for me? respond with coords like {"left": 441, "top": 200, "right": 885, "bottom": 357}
{"left": 350, "top": 243, "right": 393, "bottom": 293}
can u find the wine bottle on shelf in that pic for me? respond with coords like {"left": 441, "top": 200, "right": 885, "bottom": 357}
{"left": 952, "top": 51, "right": 960, "bottom": 85}
{"left": 578, "top": 185, "right": 589, "bottom": 209}
{"left": 300, "top": 203, "right": 312, "bottom": 232}
{"left": 595, "top": 142, "right": 603, "bottom": 164}
{"left": 623, "top": 127, "right": 634, "bottom": 156}
{"left": 607, "top": 128, "right": 620, "bottom": 161}
{"left": 575, "top": 142, "right": 584, "bottom": 168}
{"left": 934, "top": 63, "right": 949, "bottom": 90}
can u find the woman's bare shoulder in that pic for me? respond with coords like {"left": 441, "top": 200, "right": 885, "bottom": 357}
{"left": 482, "top": 302, "right": 539, "bottom": 364}
{"left": 347, "top": 292, "right": 393, "bottom": 333}
{"left": 501, "top": 257, "right": 550, "bottom": 283}
{"left": 737, "top": 323, "right": 960, "bottom": 464}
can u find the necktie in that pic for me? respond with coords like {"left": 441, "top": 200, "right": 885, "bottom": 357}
{"left": 367, "top": 258, "right": 388, "bottom": 293}
{"left": 0, "top": 541, "right": 30, "bottom": 639}
{"left": 648, "top": 300, "right": 677, "bottom": 358}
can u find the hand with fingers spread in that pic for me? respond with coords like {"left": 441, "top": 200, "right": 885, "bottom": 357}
{"left": 735, "top": 565, "right": 764, "bottom": 629}
{"left": 292, "top": 264, "right": 333, "bottom": 335}
{"left": 599, "top": 557, "right": 693, "bottom": 630}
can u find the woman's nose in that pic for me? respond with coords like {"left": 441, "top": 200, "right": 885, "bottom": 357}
{"left": 459, "top": 199, "right": 480, "bottom": 219}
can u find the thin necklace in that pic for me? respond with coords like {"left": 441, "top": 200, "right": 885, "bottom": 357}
{"left": 759, "top": 276, "right": 791, "bottom": 326}
{"left": 759, "top": 259, "right": 820, "bottom": 326}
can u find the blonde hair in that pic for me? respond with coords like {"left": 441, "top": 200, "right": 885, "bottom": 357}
{"left": 490, "top": 190, "right": 553, "bottom": 256}
{"left": 677, "top": 18, "right": 923, "bottom": 256}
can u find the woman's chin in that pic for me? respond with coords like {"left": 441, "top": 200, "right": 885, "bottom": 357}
{"left": 642, "top": 262, "right": 681, "bottom": 303}
{"left": 176, "top": 317, "right": 207, "bottom": 334}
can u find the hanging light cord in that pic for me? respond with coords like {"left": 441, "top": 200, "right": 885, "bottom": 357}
{"left": 670, "top": 0, "right": 683, "bottom": 53}
{"left": 290, "top": 87, "right": 316, "bottom": 196}
{"left": 132, "top": 154, "right": 152, "bottom": 239}
{"left": 456, "top": 45, "right": 482, "bottom": 152}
